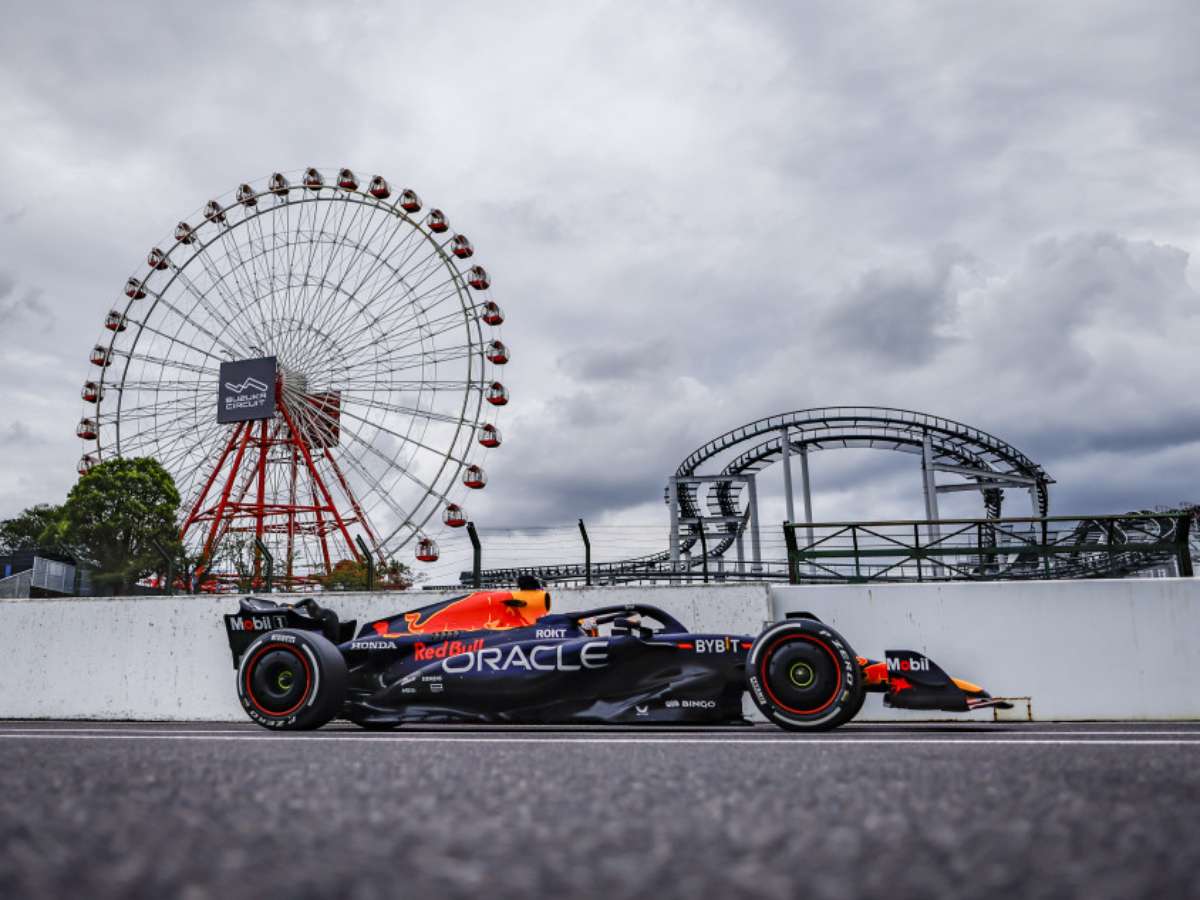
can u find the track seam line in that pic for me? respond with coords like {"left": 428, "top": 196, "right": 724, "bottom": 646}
{"left": 2, "top": 733, "right": 1200, "bottom": 746}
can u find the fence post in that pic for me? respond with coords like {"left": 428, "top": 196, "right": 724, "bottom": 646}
{"left": 466, "top": 521, "right": 482, "bottom": 588}
{"left": 578, "top": 519, "right": 592, "bottom": 587}
{"left": 254, "top": 538, "right": 273, "bottom": 593}
{"left": 354, "top": 535, "right": 374, "bottom": 591}
{"left": 1106, "top": 519, "right": 1117, "bottom": 576}
{"left": 782, "top": 522, "right": 799, "bottom": 585}
{"left": 1041, "top": 517, "right": 1051, "bottom": 577}
{"left": 1177, "top": 513, "right": 1193, "bottom": 577}
{"left": 697, "top": 524, "right": 709, "bottom": 584}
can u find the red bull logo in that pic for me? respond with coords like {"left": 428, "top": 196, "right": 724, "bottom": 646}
{"left": 413, "top": 638, "right": 485, "bottom": 661}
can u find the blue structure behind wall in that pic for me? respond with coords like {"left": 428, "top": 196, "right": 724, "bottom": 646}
{"left": 0, "top": 550, "right": 83, "bottom": 598}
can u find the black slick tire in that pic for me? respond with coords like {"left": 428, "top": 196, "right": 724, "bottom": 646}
{"left": 837, "top": 662, "right": 867, "bottom": 725}
{"left": 746, "top": 619, "right": 864, "bottom": 732}
{"left": 236, "top": 628, "right": 348, "bottom": 731}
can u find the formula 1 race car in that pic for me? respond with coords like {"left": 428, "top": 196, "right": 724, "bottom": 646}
{"left": 224, "top": 583, "right": 1008, "bottom": 732}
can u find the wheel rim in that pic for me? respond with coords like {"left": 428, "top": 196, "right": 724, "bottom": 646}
{"left": 245, "top": 645, "right": 312, "bottom": 717}
{"left": 761, "top": 635, "right": 842, "bottom": 716}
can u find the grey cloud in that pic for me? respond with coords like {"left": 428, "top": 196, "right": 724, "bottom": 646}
{"left": 0, "top": 273, "right": 53, "bottom": 328}
{"left": 0, "top": 421, "right": 39, "bottom": 447}
{"left": 821, "top": 248, "right": 971, "bottom": 366}
{"left": 559, "top": 340, "right": 677, "bottom": 382}
{"left": 3, "top": 1, "right": 1200, "bottom": 541}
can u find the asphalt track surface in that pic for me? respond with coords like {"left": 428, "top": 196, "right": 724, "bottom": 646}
{"left": 2, "top": 723, "right": 1199, "bottom": 900}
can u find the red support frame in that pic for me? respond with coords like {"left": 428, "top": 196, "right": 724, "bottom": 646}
{"left": 181, "top": 389, "right": 374, "bottom": 589}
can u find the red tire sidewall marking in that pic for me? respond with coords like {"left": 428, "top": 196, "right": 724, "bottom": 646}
{"left": 760, "top": 634, "right": 843, "bottom": 717}
{"left": 244, "top": 643, "right": 313, "bottom": 718}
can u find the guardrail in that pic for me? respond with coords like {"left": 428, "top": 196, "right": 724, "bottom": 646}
{"left": 783, "top": 513, "right": 1193, "bottom": 584}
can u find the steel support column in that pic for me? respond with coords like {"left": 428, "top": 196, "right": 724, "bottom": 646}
{"left": 922, "top": 433, "right": 942, "bottom": 572}
{"left": 799, "top": 444, "right": 814, "bottom": 569}
{"left": 747, "top": 474, "right": 762, "bottom": 572}
{"left": 668, "top": 478, "right": 680, "bottom": 567}
{"left": 779, "top": 427, "right": 795, "bottom": 524}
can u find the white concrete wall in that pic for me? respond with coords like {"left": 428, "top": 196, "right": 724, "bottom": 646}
{"left": 772, "top": 578, "right": 1200, "bottom": 721}
{"left": 2, "top": 579, "right": 1196, "bottom": 722}
{"left": 0, "top": 584, "right": 770, "bottom": 722}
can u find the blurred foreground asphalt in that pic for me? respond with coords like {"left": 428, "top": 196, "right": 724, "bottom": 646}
{"left": 1, "top": 722, "right": 1199, "bottom": 900}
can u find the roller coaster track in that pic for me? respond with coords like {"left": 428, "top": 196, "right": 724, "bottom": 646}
{"left": 465, "top": 408, "right": 1189, "bottom": 585}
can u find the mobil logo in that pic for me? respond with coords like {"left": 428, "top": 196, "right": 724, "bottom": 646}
{"left": 228, "top": 614, "right": 286, "bottom": 632}
{"left": 886, "top": 655, "right": 930, "bottom": 672}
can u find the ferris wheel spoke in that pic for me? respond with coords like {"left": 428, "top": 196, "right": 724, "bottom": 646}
{"left": 244, "top": 210, "right": 282, "bottom": 337}
{"left": 283, "top": 396, "right": 440, "bottom": 536}
{"left": 310, "top": 338, "right": 480, "bottom": 389}
{"left": 156, "top": 433, "right": 226, "bottom": 485}
{"left": 122, "top": 418, "right": 225, "bottom": 475}
{"left": 111, "top": 379, "right": 211, "bottom": 393}
{"left": 336, "top": 393, "right": 481, "bottom": 428}
{"left": 292, "top": 195, "right": 341, "bottom": 329}
{"left": 156, "top": 263, "right": 259, "bottom": 357}
{"left": 116, "top": 351, "right": 215, "bottom": 378}
{"left": 100, "top": 392, "right": 208, "bottom": 425}
{"left": 320, "top": 239, "right": 453, "bottom": 348}
{"left": 340, "top": 217, "right": 435, "bottom": 304}
{"left": 316, "top": 443, "right": 423, "bottom": 549}
{"left": 291, "top": 223, "right": 433, "bottom": 364}
{"left": 349, "top": 278, "right": 467, "bottom": 354}
{"left": 271, "top": 225, "right": 463, "bottom": 363}
{"left": 325, "top": 293, "right": 474, "bottom": 373}
{"left": 283, "top": 387, "right": 452, "bottom": 499}
{"left": 119, "top": 313, "right": 238, "bottom": 366}
{"left": 298, "top": 195, "right": 356, "bottom": 329}
{"left": 301, "top": 215, "right": 408, "bottom": 362}
{"left": 213, "top": 219, "right": 276, "bottom": 351}
{"left": 282, "top": 384, "right": 470, "bottom": 472}
{"left": 185, "top": 231, "right": 273, "bottom": 348}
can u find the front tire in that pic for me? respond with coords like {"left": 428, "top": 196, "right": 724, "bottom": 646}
{"left": 236, "top": 629, "right": 347, "bottom": 730}
{"left": 746, "top": 619, "right": 864, "bottom": 731}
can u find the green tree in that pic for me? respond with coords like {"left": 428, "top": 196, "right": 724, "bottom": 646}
{"left": 62, "top": 457, "right": 182, "bottom": 594}
{"left": 316, "top": 557, "right": 419, "bottom": 591}
{"left": 0, "top": 503, "right": 66, "bottom": 553}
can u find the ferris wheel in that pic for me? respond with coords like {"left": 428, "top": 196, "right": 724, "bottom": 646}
{"left": 76, "top": 166, "right": 510, "bottom": 584}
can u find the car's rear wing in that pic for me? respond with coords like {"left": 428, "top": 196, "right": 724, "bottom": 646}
{"left": 223, "top": 596, "right": 357, "bottom": 667}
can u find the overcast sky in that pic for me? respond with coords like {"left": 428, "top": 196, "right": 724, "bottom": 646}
{"left": 2, "top": 2, "right": 1198, "bottom": 579}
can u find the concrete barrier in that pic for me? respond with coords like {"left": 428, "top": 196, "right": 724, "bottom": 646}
{"left": 2, "top": 578, "right": 1196, "bottom": 722}
{"left": 0, "top": 584, "right": 770, "bottom": 721}
{"left": 771, "top": 578, "right": 1200, "bottom": 721}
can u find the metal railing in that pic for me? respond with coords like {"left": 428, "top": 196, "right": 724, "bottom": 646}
{"left": 783, "top": 513, "right": 1193, "bottom": 584}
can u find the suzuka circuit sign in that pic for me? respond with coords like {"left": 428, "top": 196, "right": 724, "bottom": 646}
{"left": 217, "top": 356, "right": 277, "bottom": 423}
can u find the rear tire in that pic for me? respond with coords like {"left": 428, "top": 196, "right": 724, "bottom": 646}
{"left": 237, "top": 629, "right": 347, "bottom": 730}
{"left": 746, "top": 619, "right": 864, "bottom": 731}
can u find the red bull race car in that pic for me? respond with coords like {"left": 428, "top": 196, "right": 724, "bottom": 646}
{"left": 225, "top": 580, "right": 1007, "bottom": 732}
